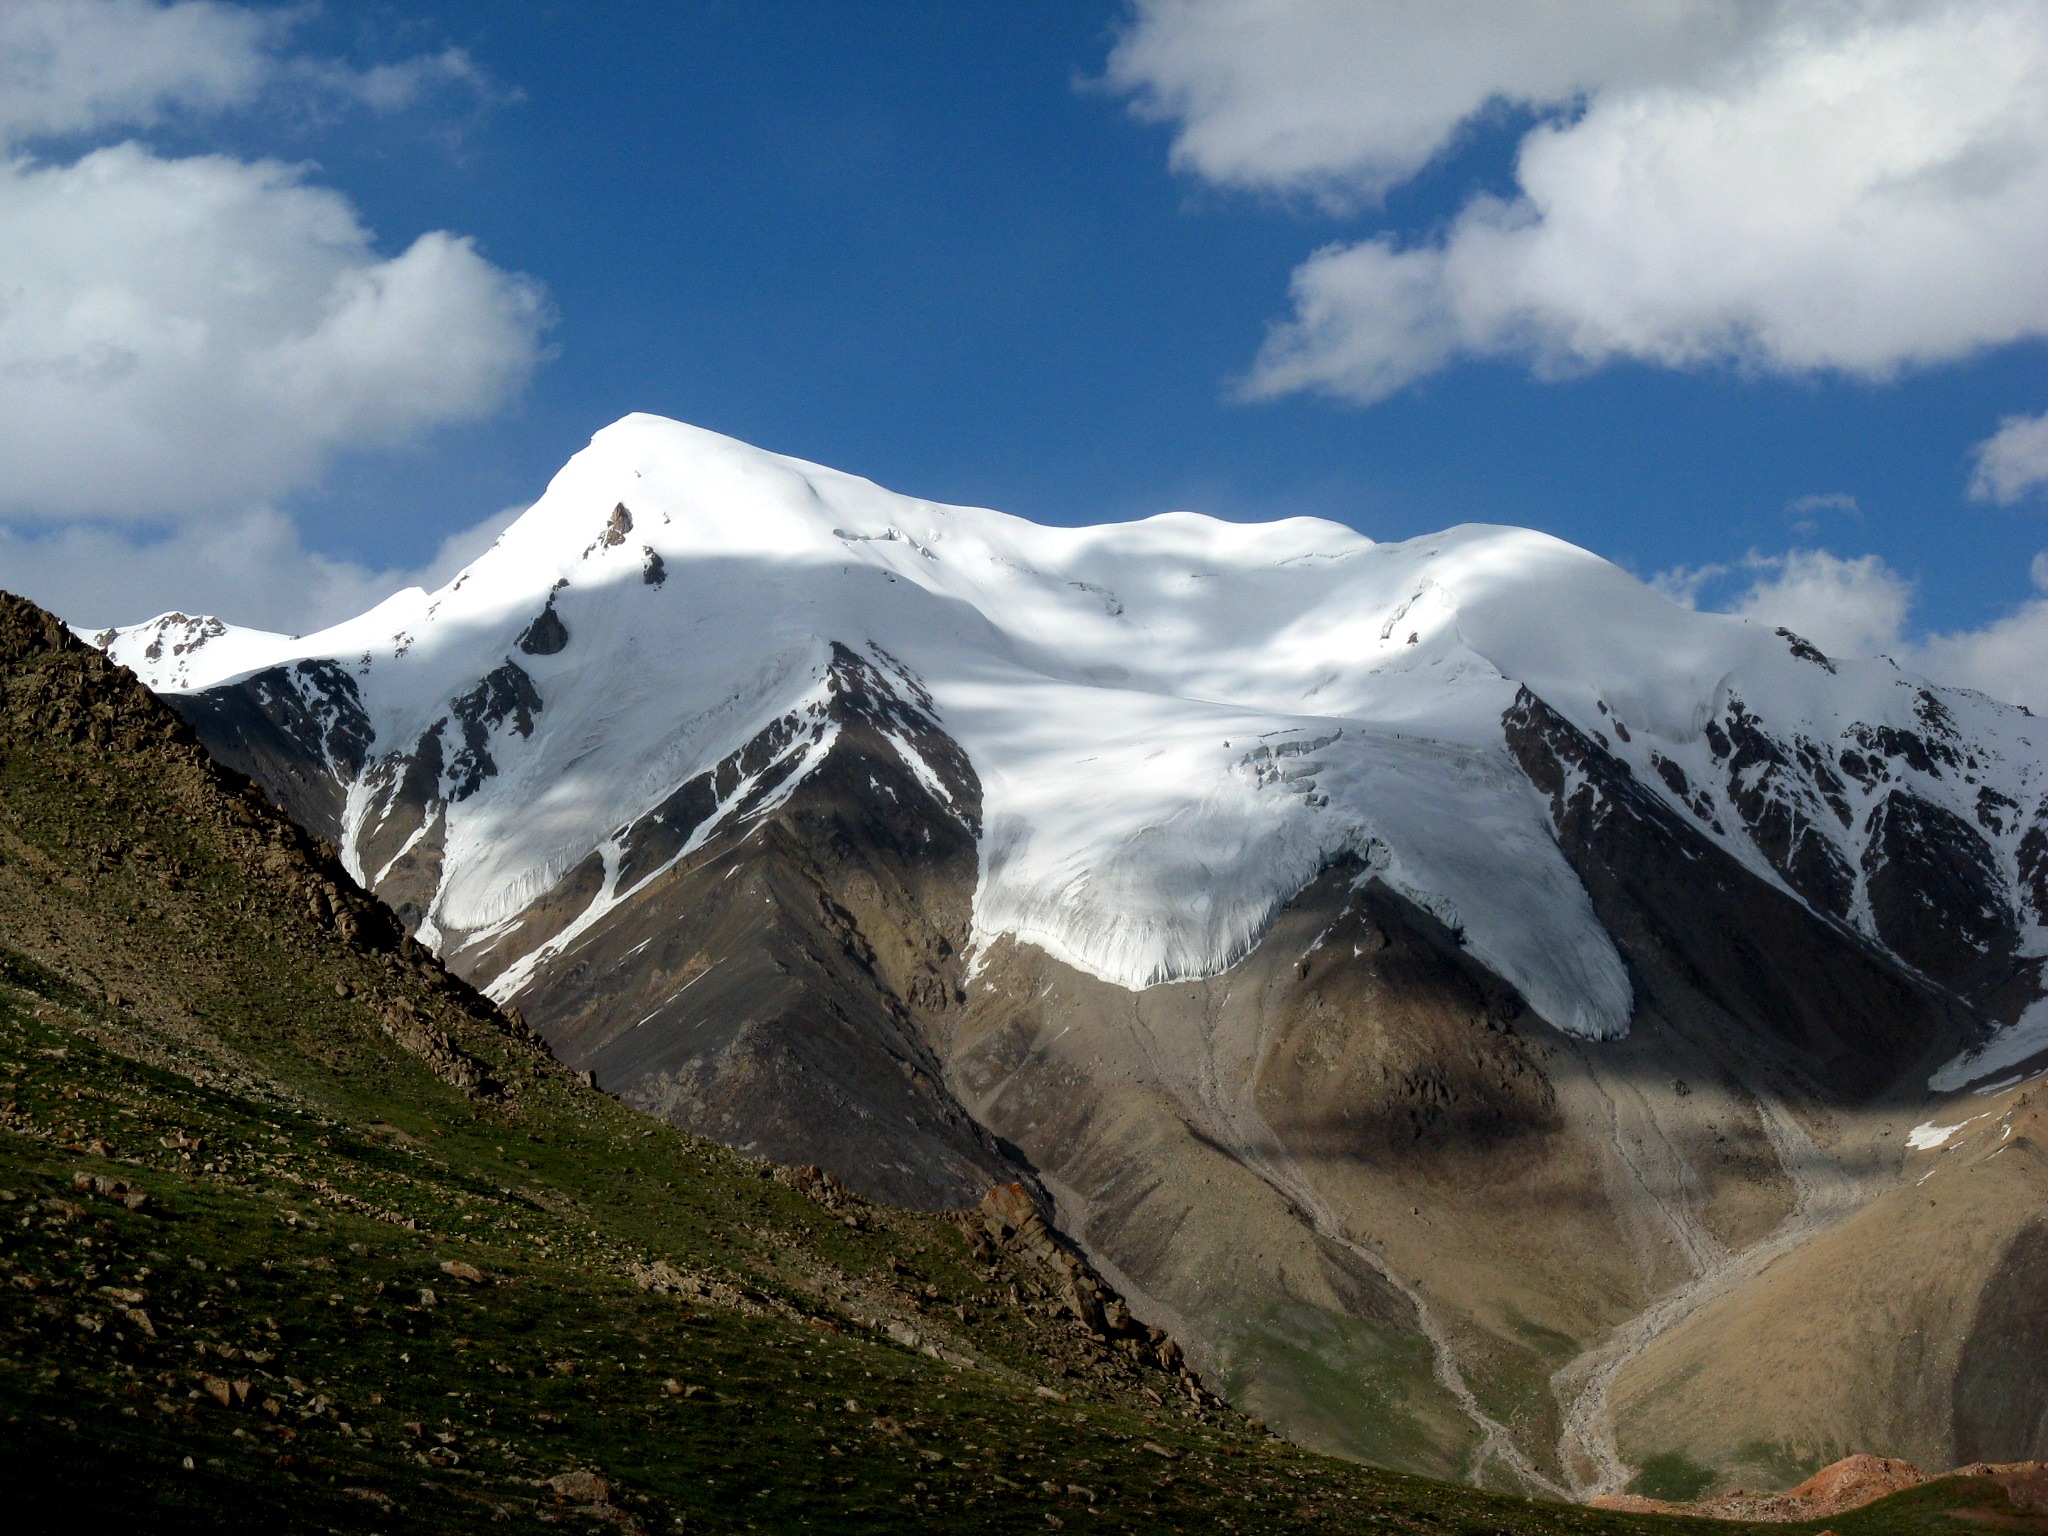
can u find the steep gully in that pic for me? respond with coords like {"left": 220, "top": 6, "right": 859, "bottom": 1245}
{"left": 1548, "top": 1057, "right": 1877, "bottom": 1496}
{"left": 1167, "top": 938, "right": 1571, "bottom": 1496}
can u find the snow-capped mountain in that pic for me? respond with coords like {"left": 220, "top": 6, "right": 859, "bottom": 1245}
{"left": 102, "top": 414, "right": 2046, "bottom": 1067}
{"left": 95, "top": 414, "right": 2048, "bottom": 1491}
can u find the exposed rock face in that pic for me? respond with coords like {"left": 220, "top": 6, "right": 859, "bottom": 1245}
{"left": 517, "top": 600, "right": 569, "bottom": 657}
{"left": 353, "top": 640, "right": 1020, "bottom": 1212}
{"left": 510, "top": 664, "right": 1019, "bottom": 1210}
{"left": 1862, "top": 789, "right": 2016, "bottom": 985}
{"left": 1503, "top": 689, "right": 1965, "bottom": 1096}
{"left": 171, "top": 659, "right": 372, "bottom": 838}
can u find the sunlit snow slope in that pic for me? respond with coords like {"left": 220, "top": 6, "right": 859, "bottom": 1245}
{"left": 99, "top": 415, "right": 2048, "bottom": 1069}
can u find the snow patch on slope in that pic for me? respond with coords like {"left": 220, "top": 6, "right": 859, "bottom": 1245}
{"left": 1929, "top": 996, "right": 2048, "bottom": 1092}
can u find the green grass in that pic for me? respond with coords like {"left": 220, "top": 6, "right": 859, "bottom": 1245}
{"left": 1825, "top": 1474, "right": 2048, "bottom": 1536}
{"left": 1218, "top": 1298, "right": 1475, "bottom": 1480}
{"left": 1629, "top": 1453, "right": 1718, "bottom": 1503}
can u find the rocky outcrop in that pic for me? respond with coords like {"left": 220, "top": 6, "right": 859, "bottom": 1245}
{"left": 1593, "top": 1452, "right": 2048, "bottom": 1522}
{"left": 169, "top": 659, "right": 372, "bottom": 840}
{"left": 974, "top": 1183, "right": 1217, "bottom": 1407}
{"left": 452, "top": 643, "right": 1024, "bottom": 1211}
{"left": 1504, "top": 687, "right": 1968, "bottom": 1095}
{"left": 1862, "top": 789, "right": 2017, "bottom": 986}
{"left": 368, "top": 993, "right": 503, "bottom": 1098}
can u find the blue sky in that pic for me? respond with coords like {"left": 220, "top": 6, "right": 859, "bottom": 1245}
{"left": 2, "top": 1, "right": 2046, "bottom": 697}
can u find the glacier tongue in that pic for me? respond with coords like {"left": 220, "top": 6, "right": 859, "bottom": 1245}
{"left": 960, "top": 683, "right": 1631, "bottom": 1038}
{"left": 94, "top": 413, "right": 2048, "bottom": 1044}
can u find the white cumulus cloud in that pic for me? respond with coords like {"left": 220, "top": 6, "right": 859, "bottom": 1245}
{"left": 1106, "top": 0, "right": 1740, "bottom": 206}
{"left": 0, "top": 0, "right": 546, "bottom": 522}
{"left": 0, "top": 0, "right": 276, "bottom": 143}
{"left": 1111, "top": 0, "right": 2048, "bottom": 403}
{"left": 1660, "top": 544, "right": 2048, "bottom": 713}
{"left": 0, "top": 501, "right": 524, "bottom": 635}
{"left": 0, "top": 143, "right": 545, "bottom": 517}
{"left": 0, "top": 0, "right": 497, "bottom": 143}
{"left": 1721, "top": 548, "right": 1915, "bottom": 658}
{"left": 1914, "top": 550, "right": 2048, "bottom": 712}
{"left": 1970, "top": 409, "right": 2048, "bottom": 505}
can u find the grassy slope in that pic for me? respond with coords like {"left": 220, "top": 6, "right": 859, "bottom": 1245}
{"left": 0, "top": 592, "right": 2035, "bottom": 1536}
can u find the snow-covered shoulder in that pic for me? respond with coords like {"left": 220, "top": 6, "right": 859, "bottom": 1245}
{"left": 88, "top": 612, "right": 298, "bottom": 694}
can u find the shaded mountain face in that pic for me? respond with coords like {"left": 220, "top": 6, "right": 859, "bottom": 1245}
{"left": 97, "top": 415, "right": 2048, "bottom": 1494}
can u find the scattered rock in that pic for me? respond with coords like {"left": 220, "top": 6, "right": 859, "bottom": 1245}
{"left": 546, "top": 1470, "right": 612, "bottom": 1504}
{"left": 71, "top": 1171, "right": 148, "bottom": 1210}
{"left": 1790, "top": 1454, "right": 1930, "bottom": 1510}
{"left": 438, "top": 1259, "right": 487, "bottom": 1285}
{"left": 630, "top": 1259, "right": 687, "bottom": 1293}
